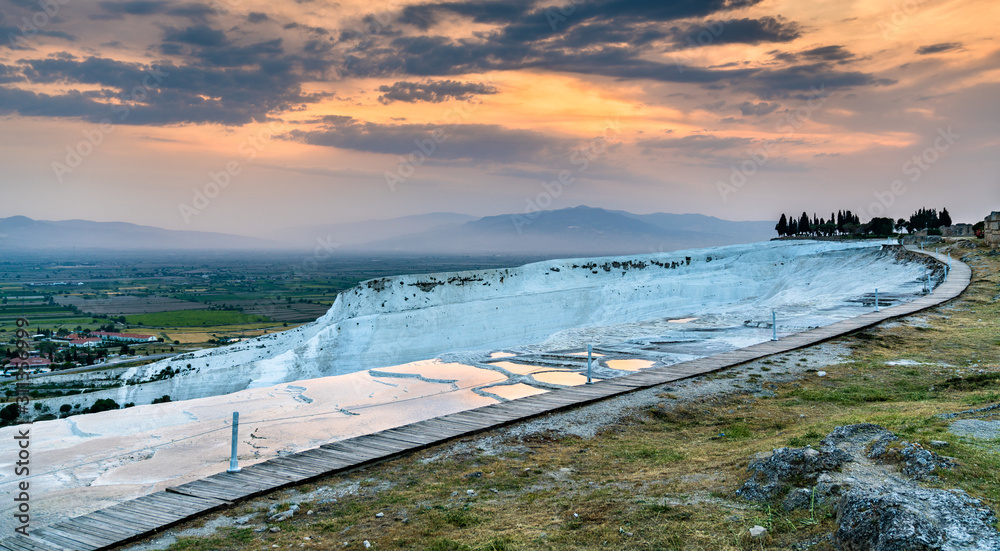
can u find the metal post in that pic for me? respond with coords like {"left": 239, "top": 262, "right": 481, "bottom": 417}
{"left": 772, "top": 310, "right": 777, "bottom": 341}
{"left": 586, "top": 344, "right": 593, "bottom": 384}
{"left": 927, "top": 273, "right": 931, "bottom": 292}
{"left": 227, "top": 411, "right": 241, "bottom": 473}
{"left": 874, "top": 289, "right": 879, "bottom": 312}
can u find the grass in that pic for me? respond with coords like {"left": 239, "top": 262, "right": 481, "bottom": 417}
{"left": 116, "top": 241, "right": 1000, "bottom": 550}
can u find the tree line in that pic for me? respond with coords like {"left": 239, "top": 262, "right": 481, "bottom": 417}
{"left": 775, "top": 208, "right": 952, "bottom": 237}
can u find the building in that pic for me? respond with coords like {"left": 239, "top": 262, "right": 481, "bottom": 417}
{"left": 67, "top": 337, "right": 102, "bottom": 348}
{"left": 942, "top": 224, "right": 974, "bottom": 237}
{"left": 986, "top": 212, "right": 1000, "bottom": 248}
{"left": 90, "top": 331, "right": 158, "bottom": 344}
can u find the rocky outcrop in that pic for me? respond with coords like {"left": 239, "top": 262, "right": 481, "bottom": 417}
{"left": 984, "top": 212, "right": 1000, "bottom": 248}
{"left": 738, "top": 424, "right": 1000, "bottom": 551}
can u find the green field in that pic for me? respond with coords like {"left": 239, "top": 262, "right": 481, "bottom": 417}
{"left": 126, "top": 310, "right": 270, "bottom": 327}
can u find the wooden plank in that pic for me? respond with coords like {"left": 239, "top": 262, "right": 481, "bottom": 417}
{"left": 140, "top": 490, "right": 227, "bottom": 511}
{"left": 0, "top": 537, "right": 69, "bottom": 551}
{"left": 88, "top": 507, "right": 174, "bottom": 534}
{"left": 32, "top": 524, "right": 109, "bottom": 550}
{"left": 29, "top": 527, "right": 100, "bottom": 551}
{"left": 59, "top": 517, "right": 138, "bottom": 540}
{"left": 48, "top": 519, "right": 126, "bottom": 546}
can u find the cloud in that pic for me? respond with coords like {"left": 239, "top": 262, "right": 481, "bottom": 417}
{"left": 95, "top": 1, "right": 215, "bottom": 21}
{"left": 97, "top": 1, "right": 167, "bottom": 16}
{"left": 163, "top": 25, "right": 228, "bottom": 47}
{"left": 377, "top": 79, "right": 498, "bottom": 104}
{"left": 916, "top": 42, "right": 962, "bottom": 55}
{"left": 15, "top": 55, "right": 321, "bottom": 125}
{"left": 738, "top": 101, "right": 780, "bottom": 116}
{"left": 288, "top": 119, "right": 573, "bottom": 163}
{"left": 637, "top": 133, "right": 756, "bottom": 152}
{"left": 247, "top": 12, "right": 271, "bottom": 23}
{"left": 672, "top": 17, "right": 800, "bottom": 47}
{"left": 799, "top": 45, "right": 854, "bottom": 62}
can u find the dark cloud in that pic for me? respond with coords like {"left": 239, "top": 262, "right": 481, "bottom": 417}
{"left": 916, "top": 42, "right": 962, "bottom": 55}
{"left": 163, "top": 25, "right": 228, "bottom": 47}
{"left": 288, "top": 120, "right": 572, "bottom": 163}
{"left": 1, "top": 24, "right": 76, "bottom": 49}
{"left": 738, "top": 101, "right": 779, "bottom": 116}
{"left": 799, "top": 45, "right": 854, "bottom": 62}
{"left": 377, "top": 79, "right": 498, "bottom": 104}
{"left": 0, "top": 64, "right": 24, "bottom": 83}
{"left": 672, "top": 17, "right": 800, "bottom": 47}
{"left": 743, "top": 62, "right": 890, "bottom": 98}
{"left": 247, "top": 12, "right": 271, "bottom": 23}
{"left": 97, "top": 1, "right": 167, "bottom": 16}
{"left": 14, "top": 55, "right": 319, "bottom": 125}
{"left": 96, "top": 1, "right": 215, "bottom": 21}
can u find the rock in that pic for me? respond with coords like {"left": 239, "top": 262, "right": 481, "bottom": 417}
{"left": 929, "top": 441, "right": 948, "bottom": 449}
{"left": 870, "top": 440, "right": 956, "bottom": 480}
{"left": 375, "top": 512, "right": 384, "bottom": 518}
{"left": 268, "top": 504, "right": 299, "bottom": 522}
{"left": 749, "top": 525, "right": 767, "bottom": 539}
{"left": 835, "top": 484, "right": 1000, "bottom": 551}
{"left": 817, "top": 371, "right": 827, "bottom": 377}
{"left": 737, "top": 444, "right": 850, "bottom": 502}
{"left": 466, "top": 489, "right": 476, "bottom": 495}
{"left": 783, "top": 488, "right": 814, "bottom": 511}
{"left": 363, "top": 541, "right": 372, "bottom": 549}
{"left": 269, "top": 527, "right": 281, "bottom": 533}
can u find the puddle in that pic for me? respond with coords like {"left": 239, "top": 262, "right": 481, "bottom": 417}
{"left": 483, "top": 383, "right": 549, "bottom": 400}
{"left": 668, "top": 317, "right": 698, "bottom": 323}
{"left": 490, "top": 361, "right": 568, "bottom": 376}
{"left": 532, "top": 372, "right": 597, "bottom": 386}
{"left": 566, "top": 351, "right": 605, "bottom": 357}
{"left": 605, "top": 359, "right": 656, "bottom": 371}
{"left": 490, "top": 352, "right": 516, "bottom": 359}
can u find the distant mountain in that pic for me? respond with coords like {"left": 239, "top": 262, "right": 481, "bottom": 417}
{"left": 0, "top": 216, "right": 277, "bottom": 250}
{"left": 357, "top": 206, "right": 775, "bottom": 255}
{"left": 0, "top": 209, "right": 776, "bottom": 254}
{"left": 273, "top": 212, "right": 476, "bottom": 248}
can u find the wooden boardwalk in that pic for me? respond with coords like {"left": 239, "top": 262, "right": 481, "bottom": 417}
{"left": 0, "top": 247, "right": 970, "bottom": 551}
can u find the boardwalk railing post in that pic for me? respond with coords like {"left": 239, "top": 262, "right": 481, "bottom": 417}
{"left": 586, "top": 344, "right": 593, "bottom": 384}
{"left": 875, "top": 288, "right": 879, "bottom": 312}
{"left": 772, "top": 310, "right": 778, "bottom": 341}
{"left": 227, "top": 411, "right": 241, "bottom": 473}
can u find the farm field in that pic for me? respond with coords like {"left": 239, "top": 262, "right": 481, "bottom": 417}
{"left": 0, "top": 250, "right": 546, "bottom": 352}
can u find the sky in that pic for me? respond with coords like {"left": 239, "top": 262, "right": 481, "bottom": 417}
{"left": 0, "top": 0, "right": 998, "bottom": 237}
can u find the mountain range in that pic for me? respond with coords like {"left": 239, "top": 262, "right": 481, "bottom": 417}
{"left": 0, "top": 207, "right": 776, "bottom": 255}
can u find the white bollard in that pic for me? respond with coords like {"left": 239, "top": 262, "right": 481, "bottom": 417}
{"left": 772, "top": 310, "right": 778, "bottom": 341}
{"left": 227, "top": 412, "right": 241, "bottom": 473}
{"left": 875, "top": 288, "right": 879, "bottom": 312}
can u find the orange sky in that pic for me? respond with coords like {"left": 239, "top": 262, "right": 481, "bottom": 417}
{"left": 0, "top": 0, "right": 997, "bottom": 235}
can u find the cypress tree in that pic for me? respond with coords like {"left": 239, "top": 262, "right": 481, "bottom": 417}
{"left": 776, "top": 214, "right": 788, "bottom": 236}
